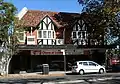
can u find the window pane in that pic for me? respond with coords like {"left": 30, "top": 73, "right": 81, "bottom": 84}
{"left": 43, "top": 31, "right": 47, "bottom": 38}
{"left": 82, "top": 32, "right": 85, "bottom": 38}
{"left": 48, "top": 31, "right": 51, "bottom": 38}
{"left": 53, "top": 31, "right": 54, "bottom": 38}
{"left": 73, "top": 32, "right": 76, "bottom": 38}
{"left": 79, "top": 62, "right": 82, "bottom": 65}
{"left": 89, "top": 62, "right": 96, "bottom": 66}
{"left": 78, "top": 32, "right": 81, "bottom": 38}
{"left": 38, "top": 31, "right": 42, "bottom": 38}
{"left": 83, "top": 62, "right": 88, "bottom": 66}
{"left": 28, "top": 38, "right": 34, "bottom": 41}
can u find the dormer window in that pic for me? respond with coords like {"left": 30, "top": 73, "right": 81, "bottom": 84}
{"left": 37, "top": 16, "right": 56, "bottom": 45}
{"left": 72, "top": 19, "right": 88, "bottom": 45}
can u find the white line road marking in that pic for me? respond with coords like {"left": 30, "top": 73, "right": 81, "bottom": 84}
{"left": 43, "top": 77, "right": 113, "bottom": 84}
{"left": 43, "top": 80, "right": 85, "bottom": 84}
{"left": 58, "top": 80, "right": 85, "bottom": 84}
{"left": 43, "top": 82, "right": 56, "bottom": 84}
{"left": 88, "top": 79, "right": 97, "bottom": 82}
{"left": 27, "top": 82, "right": 42, "bottom": 84}
{"left": 88, "top": 77, "right": 113, "bottom": 82}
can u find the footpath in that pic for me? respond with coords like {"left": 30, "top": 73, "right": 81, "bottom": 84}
{"left": 0, "top": 71, "right": 66, "bottom": 79}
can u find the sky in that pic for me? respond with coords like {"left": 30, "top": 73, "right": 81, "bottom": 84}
{"left": 5, "top": 0, "right": 83, "bottom": 13}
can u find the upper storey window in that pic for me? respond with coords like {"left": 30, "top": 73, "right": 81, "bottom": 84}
{"left": 73, "top": 32, "right": 77, "bottom": 38}
{"left": 72, "top": 20, "right": 88, "bottom": 39}
{"left": 72, "top": 19, "right": 88, "bottom": 45}
{"left": 37, "top": 16, "right": 55, "bottom": 39}
{"left": 37, "top": 16, "right": 57, "bottom": 45}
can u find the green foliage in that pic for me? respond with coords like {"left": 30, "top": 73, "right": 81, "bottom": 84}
{"left": 106, "top": 49, "right": 120, "bottom": 58}
{"left": 79, "top": 0, "right": 120, "bottom": 45}
{"left": 0, "top": 0, "right": 18, "bottom": 60}
{"left": 0, "top": 0, "right": 17, "bottom": 41}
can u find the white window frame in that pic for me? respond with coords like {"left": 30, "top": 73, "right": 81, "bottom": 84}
{"left": 37, "top": 30, "right": 55, "bottom": 39}
{"left": 72, "top": 31, "right": 77, "bottom": 39}
{"left": 72, "top": 31, "right": 88, "bottom": 39}
{"left": 27, "top": 36, "right": 35, "bottom": 45}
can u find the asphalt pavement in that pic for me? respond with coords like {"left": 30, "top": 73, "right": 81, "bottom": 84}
{"left": 0, "top": 71, "right": 120, "bottom": 84}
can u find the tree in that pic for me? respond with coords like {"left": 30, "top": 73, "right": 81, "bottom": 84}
{"left": 78, "top": 0, "right": 120, "bottom": 45}
{"left": 78, "top": 0, "right": 120, "bottom": 67}
{"left": 0, "top": 0, "right": 17, "bottom": 75}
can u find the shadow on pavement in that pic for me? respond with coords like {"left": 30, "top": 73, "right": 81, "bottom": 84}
{"left": 66, "top": 70, "right": 120, "bottom": 75}
{"left": 65, "top": 72, "right": 79, "bottom": 75}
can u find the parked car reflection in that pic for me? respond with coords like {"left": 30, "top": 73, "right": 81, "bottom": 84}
{"left": 50, "top": 60, "right": 72, "bottom": 71}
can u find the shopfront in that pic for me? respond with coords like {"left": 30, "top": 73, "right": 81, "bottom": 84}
{"left": 30, "top": 49, "right": 64, "bottom": 72}
{"left": 9, "top": 48, "right": 65, "bottom": 73}
{"left": 9, "top": 45, "right": 106, "bottom": 73}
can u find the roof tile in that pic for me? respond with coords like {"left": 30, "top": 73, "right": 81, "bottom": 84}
{"left": 21, "top": 10, "right": 80, "bottom": 28}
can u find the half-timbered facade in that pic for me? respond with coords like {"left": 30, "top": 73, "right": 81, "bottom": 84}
{"left": 9, "top": 7, "right": 107, "bottom": 74}
{"left": 37, "top": 15, "right": 64, "bottom": 45}
{"left": 72, "top": 19, "right": 88, "bottom": 45}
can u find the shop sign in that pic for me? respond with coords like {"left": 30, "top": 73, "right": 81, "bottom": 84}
{"left": 111, "top": 59, "right": 120, "bottom": 65}
{"left": 66, "top": 49, "right": 84, "bottom": 55}
{"left": 31, "top": 50, "right": 63, "bottom": 55}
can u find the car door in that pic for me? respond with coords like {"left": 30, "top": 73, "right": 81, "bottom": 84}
{"left": 82, "top": 62, "right": 89, "bottom": 73}
{"left": 88, "top": 62, "right": 99, "bottom": 73}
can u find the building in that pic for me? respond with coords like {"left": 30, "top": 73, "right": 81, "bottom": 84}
{"left": 9, "top": 7, "right": 107, "bottom": 73}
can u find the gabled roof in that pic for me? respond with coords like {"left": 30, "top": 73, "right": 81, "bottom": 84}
{"left": 20, "top": 9, "right": 80, "bottom": 28}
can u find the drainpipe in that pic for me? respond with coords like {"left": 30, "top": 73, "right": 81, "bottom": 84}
{"left": 61, "top": 49, "right": 66, "bottom": 72}
{"left": 62, "top": 28, "right": 66, "bottom": 72}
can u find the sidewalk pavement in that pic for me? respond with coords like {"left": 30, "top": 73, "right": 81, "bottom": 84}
{"left": 0, "top": 71, "right": 71, "bottom": 79}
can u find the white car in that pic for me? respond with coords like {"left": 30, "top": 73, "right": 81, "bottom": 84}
{"left": 72, "top": 61, "right": 106, "bottom": 75}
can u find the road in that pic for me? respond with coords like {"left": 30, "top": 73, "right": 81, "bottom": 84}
{"left": 1, "top": 72, "right": 120, "bottom": 84}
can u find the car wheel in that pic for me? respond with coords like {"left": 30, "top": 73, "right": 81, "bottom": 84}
{"left": 79, "top": 70, "right": 84, "bottom": 75}
{"left": 99, "top": 68, "right": 104, "bottom": 74}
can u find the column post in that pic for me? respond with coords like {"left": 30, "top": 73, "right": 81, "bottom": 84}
{"left": 61, "top": 49, "right": 66, "bottom": 72}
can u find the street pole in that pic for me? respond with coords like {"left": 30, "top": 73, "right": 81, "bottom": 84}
{"left": 64, "top": 54, "right": 66, "bottom": 72}
{"left": 62, "top": 27, "right": 66, "bottom": 72}
{"left": 61, "top": 49, "right": 66, "bottom": 72}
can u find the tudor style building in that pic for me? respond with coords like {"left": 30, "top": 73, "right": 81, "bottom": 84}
{"left": 72, "top": 19, "right": 88, "bottom": 45}
{"left": 9, "top": 7, "right": 107, "bottom": 73}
